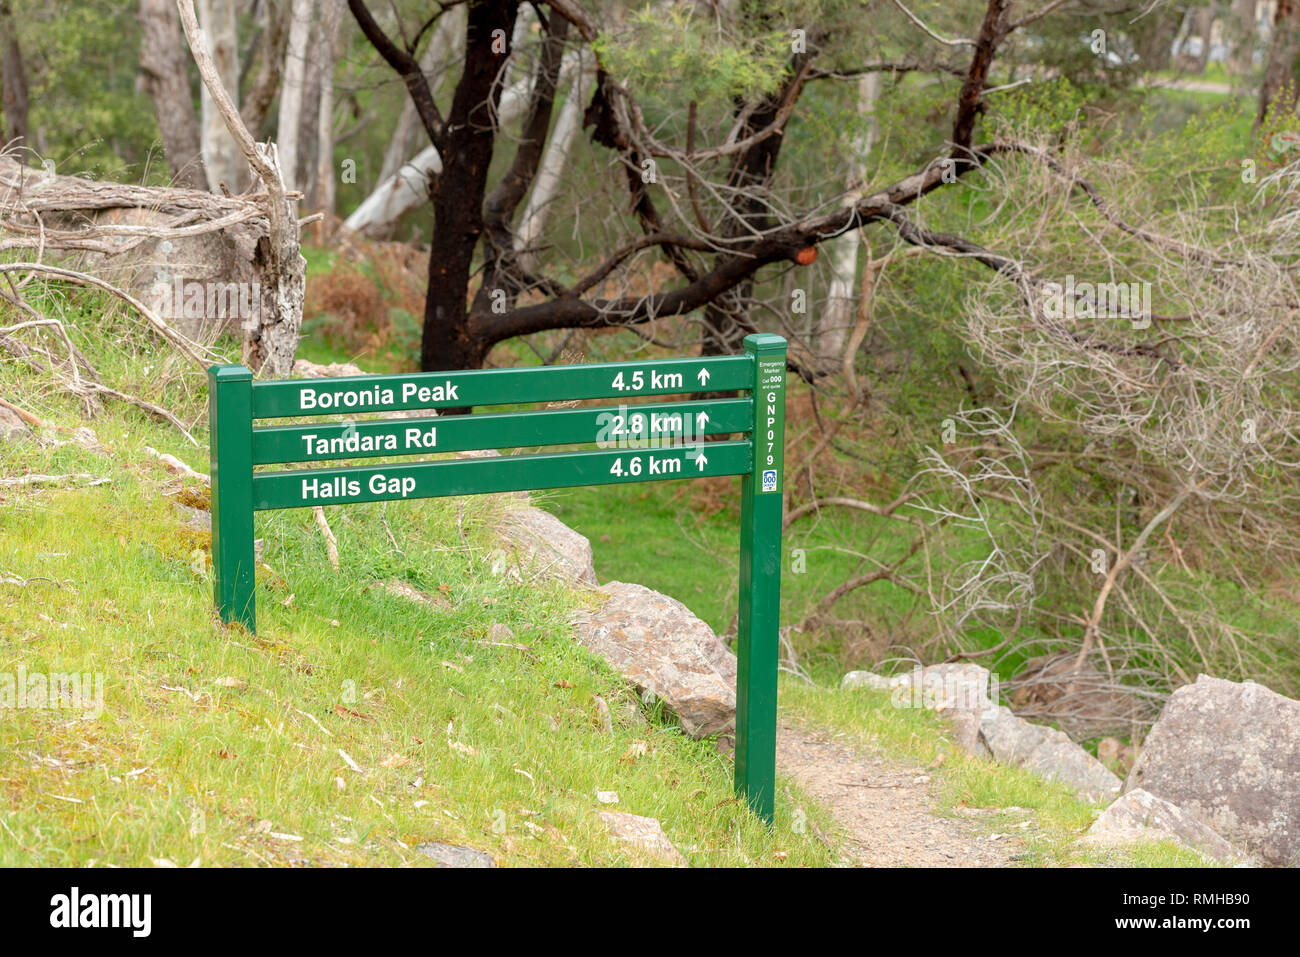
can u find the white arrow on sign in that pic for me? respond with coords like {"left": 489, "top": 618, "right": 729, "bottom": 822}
{"left": 695, "top": 451, "right": 708, "bottom": 471}
{"left": 697, "top": 368, "right": 710, "bottom": 386}
{"left": 696, "top": 411, "right": 709, "bottom": 429}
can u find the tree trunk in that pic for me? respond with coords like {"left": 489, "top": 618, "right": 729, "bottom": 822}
{"left": 1132, "top": 3, "right": 1185, "bottom": 74}
{"left": 295, "top": 15, "right": 323, "bottom": 204}
{"left": 1226, "top": 0, "right": 1259, "bottom": 74}
{"left": 241, "top": 0, "right": 290, "bottom": 138}
{"left": 1194, "top": 4, "right": 1218, "bottom": 74}
{"left": 819, "top": 72, "right": 880, "bottom": 368}
{"left": 313, "top": 0, "right": 344, "bottom": 234}
{"left": 277, "top": 0, "right": 313, "bottom": 193}
{"left": 421, "top": 0, "right": 521, "bottom": 372}
{"left": 0, "top": 0, "right": 31, "bottom": 152}
{"left": 951, "top": 0, "right": 1011, "bottom": 155}
{"left": 515, "top": 56, "right": 590, "bottom": 269}
{"left": 1259, "top": 0, "right": 1300, "bottom": 127}
{"left": 197, "top": 0, "right": 245, "bottom": 193}
{"left": 138, "top": 0, "right": 206, "bottom": 190}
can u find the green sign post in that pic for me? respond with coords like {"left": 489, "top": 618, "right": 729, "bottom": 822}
{"left": 208, "top": 333, "right": 787, "bottom": 823}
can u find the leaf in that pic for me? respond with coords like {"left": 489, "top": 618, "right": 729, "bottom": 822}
{"left": 380, "top": 753, "right": 410, "bottom": 769}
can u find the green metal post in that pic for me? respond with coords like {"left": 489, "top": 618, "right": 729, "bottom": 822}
{"left": 209, "top": 364, "right": 256, "bottom": 633}
{"left": 735, "top": 333, "right": 786, "bottom": 825}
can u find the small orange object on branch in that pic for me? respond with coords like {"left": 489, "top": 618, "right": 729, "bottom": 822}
{"left": 795, "top": 246, "right": 817, "bottom": 265}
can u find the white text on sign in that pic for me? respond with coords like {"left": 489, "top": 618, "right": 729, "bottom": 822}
{"left": 301, "top": 473, "right": 417, "bottom": 500}
{"left": 607, "top": 452, "right": 687, "bottom": 477}
{"left": 610, "top": 369, "right": 687, "bottom": 393}
{"left": 298, "top": 381, "right": 460, "bottom": 411}
{"left": 300, "top": 426, "right": 437, "bottom": 457}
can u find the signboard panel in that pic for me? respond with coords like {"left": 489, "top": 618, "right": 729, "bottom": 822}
{"left": 252, "top": 442, "right": 752, "bottom": 510}
{"left": 252, "top": 398, "right": 752, "bottom": 465}
{"left": 251, "top": 355, "right": 753, "bottom": 418}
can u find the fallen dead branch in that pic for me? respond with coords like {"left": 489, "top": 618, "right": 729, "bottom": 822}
{"left": 312, "top": 506, "right": 340, "bottom": 570}
{"left": 0, "top": 473, "right": 110, "bottom": 489}
{"left": 144, "top": 446, "right": 209, "bottom": 483}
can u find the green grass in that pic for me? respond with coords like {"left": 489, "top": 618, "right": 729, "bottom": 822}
{"left": 0, "top": 394, "right": 842, "bottom": 867}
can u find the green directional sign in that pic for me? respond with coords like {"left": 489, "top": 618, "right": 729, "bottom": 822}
{"left": 208, "top": 335, "right": 788, "bottom": 825}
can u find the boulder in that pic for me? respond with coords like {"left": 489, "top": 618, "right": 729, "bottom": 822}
{"left": 570, "top": 581, "right": 736, "bottom": 738}
{"left": 291, "top": 359, "right": 366, "bottom": 378}
{"left": 980, "top": 704, "right": 1121, "bottom": 802}
{"left": 845, "top": 663, "right": 998, "bottom": 758}
{"left": 840, "top": 670, "right": 893, "bottom": 692}
{"left": 498, "top": 506, "right": 598, "bottom": 587}
{"left": 1125, "top": 675, "right": 1300, "bottom": 866}
{"left": 415, "top": 841, "right": 496, "bottom": 868}
{"left": 599, "top": 811, "right": 686, "bottom": 866}
{"left": 1084, "top": 788, "right": 1237, "bottom": 862}
{"left": 842, "top": 663, "right": 1121, "bottom": 800}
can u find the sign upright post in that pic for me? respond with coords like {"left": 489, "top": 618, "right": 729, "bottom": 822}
{"left": 735, "top": 333, "right": 786, "bottom": 825}
{"left": 209, "top": 364, "right": 256, "bottom": 633}
{"left": 207, "top": 338, "right": 786, "bottom": 825}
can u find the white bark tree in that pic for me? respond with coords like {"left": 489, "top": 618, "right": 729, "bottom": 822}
{"left": 515, "top": 55, "right": 591, "bottom": 269}
{"left": 313, "top": 0, "right": 344, "bottom": 231}
{"left": 196, "top": 0, "right": 244, "bottom": 192}
{"left": 818, "top": 72, "right": 881, "bottom": 367}
{"left": 342, "top": 50, "right": 585, "bottom": 237}
{"left": 276, "top": 0, "right": 314, "bottom": 192}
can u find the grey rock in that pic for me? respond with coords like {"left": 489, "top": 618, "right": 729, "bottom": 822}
{"left": 291, "top": 359, "right": 366, "bottom": 378}
{"left": 980, "top": 704, "right": 1122, "bottom": 802}
{"left": 497, "top": 506, "right": 597, "bottom": 586}
{"left": 1085, "top": 788, "right": 1237, "bottom": 862}
{"left": 415, "top": 841, "right": 497, "bottom": 868}
{"left": 843, "top": 663, "right": 1118, "bottom": 798}
{"left": 841, "top": 670, "right": 893, "bottom": 691}
{"left": 174, "top": 503, "right": 211, "bottom": 531}
{"left": 896, "top": 663, "right": 999, "bottom": 712}
{"left": 570, "top": 581, "right": 736, "bottom": 738}
{"left": 851, "top": 664, "right": 999, "bottom": 757}
{"left": 599, "top": 811, "right": 687, "bottom": 865}
{"left": 1126, "top": 675, "right": 1300, "bottom": 866}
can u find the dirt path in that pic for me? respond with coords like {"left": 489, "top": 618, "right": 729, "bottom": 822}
{"left": 776, "top": 722, "right": 1023, "bottom": 867}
